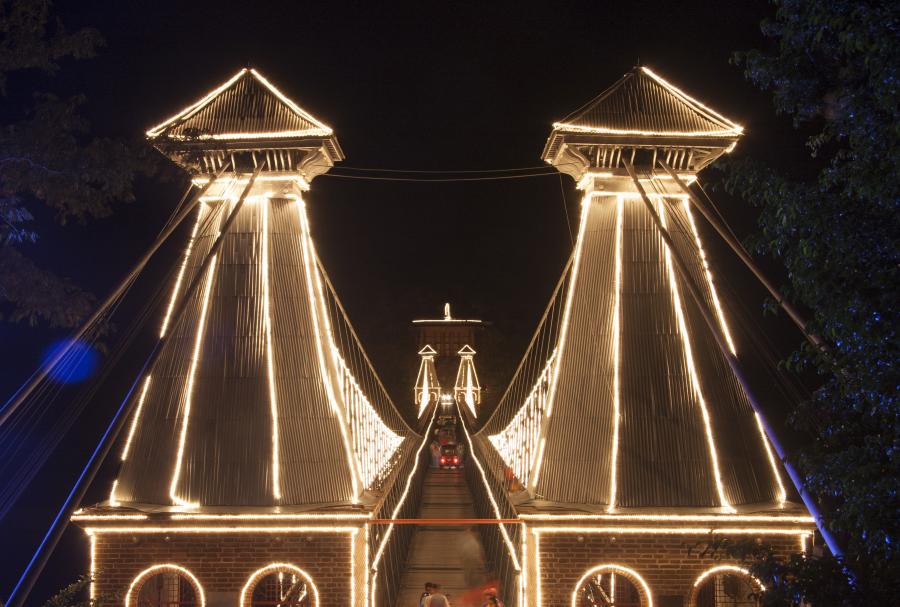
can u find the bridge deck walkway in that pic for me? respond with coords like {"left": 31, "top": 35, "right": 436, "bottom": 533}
{"left": 394, "top": 467, "right": 490, "bottom": 607}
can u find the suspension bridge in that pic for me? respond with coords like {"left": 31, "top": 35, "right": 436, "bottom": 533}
{"left": 2, "top": 66, "right": 827, "bottom": 607}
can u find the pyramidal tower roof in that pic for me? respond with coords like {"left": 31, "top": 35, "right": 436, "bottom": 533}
{"left": 551, "top": 66, "right": 742, "bottom": 137}
{"left": 541, "top": 67, "right": 743, "bottom": 179}
{"left": 146, "top": 68, "right": 344, "bottom": 177}
{"left": 479, "top": 68, "right": 801, "bottom": 516}
{"left": 104, "top": 71, "right": 409, "bottom": 512}
{"left": 147, "top": 68, "right": 334, "bottom": 141}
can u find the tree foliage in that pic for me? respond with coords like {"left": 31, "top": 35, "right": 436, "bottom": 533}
{"left": 0, "top": 0, "right": 145, "bottom": 327}
{"left": 719, "top": 0, "right": 899, "bottom": 604}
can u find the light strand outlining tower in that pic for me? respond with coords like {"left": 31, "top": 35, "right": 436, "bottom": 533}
{"left": 473, "top": 66, "right": 817, "bottom": 607}
{"left": 72, "top": 67, "right": 417, "bottom": 607}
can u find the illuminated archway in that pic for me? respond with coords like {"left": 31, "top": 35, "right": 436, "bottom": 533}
{"left": 125, "top": 564, "right": 205, "bottom": 607}
{"left": 572, "top": 564, "right": 653, "bottom": 607}
{"left": 240, "top": 564, "right": 319, "bottom": 607}
{"left": 690, "top": 566, "right": 764, "bottom": 607}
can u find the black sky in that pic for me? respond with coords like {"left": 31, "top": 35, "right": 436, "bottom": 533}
{"left": 0, "top": 1, "right": 814, "bottom": 603}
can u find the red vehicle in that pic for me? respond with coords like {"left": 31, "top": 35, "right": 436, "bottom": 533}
{"left": 439, "top": 444, "right": 461, "bottom": 469}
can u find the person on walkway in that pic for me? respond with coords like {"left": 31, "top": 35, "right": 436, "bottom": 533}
{"left": 481, "top": 587, "right": 503, "bottom": 607}
{"left": 420, "top": 583, "right": 435, "bottom": 607}
{"left": 424, "top": 584, "right": 450, "bottom": 607}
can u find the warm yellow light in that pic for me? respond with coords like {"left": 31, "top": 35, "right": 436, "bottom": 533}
{"left": 457, "top": 402, "right": 522, "bottom": 571}
{"left": 146, "top": 69, "right": 248, "bottom": 137}
{"left": 261, "top": 199, "right": 282, "bottom": 500}
{"left": 240, "top": 563, "right": 320, "bottom": 607}
{"left": 607, "top": 195, "right": 624, "bottom": 512}
{"left": 372, "top": 404, "right": 438, "bottom": 569}
{"left": 121, "top": 375, "right": 152, "bottom": 461}
{"left": 297, "top": 199, "right": 362, "bottom": 501}
{"left": 125, "top": 564, "right": 206, "bottom": 607}
{"left": 682, "top": 200, "right": 736, "bottom": 354}
{"left": 108, "top": 480, "right": 121, "bottom": 508}
{"left": 554, "top": 122, "right": 739, "bottom": 137}
{"left": 89, "top": 534, "right": 97, "bottom": 600}
{"left": 571, "top": 564, "right": 653, "bottom": 607}
{"left": 692, "top": 565, "right": 765, "bottom": 591}
{"left": 161, "top": 204, "right": 205, "bottom": 337}
{"left": 658, "top": 198, "right": 734, "bottom": 512}
{"left": 755, "top": 412, "right": 788, "bottom": 506}
{"left": 640, "top": 67, "right": 744, "bottom": 133}
{"left": 169, "top": 244, "right": 218, "bottom": 508}
{"left": 169, "top": 129, "right": 331, "bottom": 141}
{"left": 146, "top": 68, "right": 333, "bottom": 139}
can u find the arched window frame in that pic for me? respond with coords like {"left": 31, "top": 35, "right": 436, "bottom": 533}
{"left": 124, "top": 564, "right": 205, "bottom": 607}
{"left": 571, "top": 563, "right": 654, "bottom": 607}
{"left": 689, "top": 565, "right": 765, "bottom": 607}
{"left": 240, "top": 563, "right": 320, "bottom": 607}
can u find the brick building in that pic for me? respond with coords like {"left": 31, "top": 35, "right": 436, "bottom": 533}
{"left": 73, "top": 68, "right": 418, "bottom": 607}
{"left": 468, "top": 67, "right": 815, "bottom": 607}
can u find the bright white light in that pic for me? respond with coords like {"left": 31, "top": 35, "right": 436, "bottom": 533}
{"left": 160, "top": 204, "right": 206, "bottom": 337}
{"left": 125, "top": 564, "right": 206, "bottom": 607}
{"left": 692, "top": 565, "right": 765, "bottom": 591}
{"left": 607, "top": 195, "right": 624, "bottom": 512}
{"left": 261, "top": 199, "right": 282, "bottom": 500}
{"left": 658, "top": 198, "right": 734, "bottom": 512}
{"left": 121, "top": 375, "right": 152, "bottom": 461}
{"left": 169, "top": 243, "right": 218, "bottom": 508}
{"left": 571, "top": 564, "right": 653, "bottom": 607}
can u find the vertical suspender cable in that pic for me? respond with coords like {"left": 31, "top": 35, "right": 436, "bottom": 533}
{"left": 3, "top": 164, "right": 265, "bottom": 607}
{"left": 657, "top": 159, "right": 829, "bottom": 356}
{"left": 624, "top": 159, "right": 845, "bottom": 560}
{"left": 0, "top": 163, "right": 232, "bottom": 429}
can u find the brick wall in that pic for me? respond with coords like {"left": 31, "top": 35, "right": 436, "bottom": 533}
{"left": 91, "top": 530, "right": 358, "bottom": 607}
{"left": 532, "top": 531, "right": 802, "bottom": 607}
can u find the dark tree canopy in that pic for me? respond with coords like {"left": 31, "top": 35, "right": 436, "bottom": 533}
{"left": 720, "top": 1, "right": 899, "bottom": 604}
{"left": 0, "top": 0, "right": 144, "bottom": 327}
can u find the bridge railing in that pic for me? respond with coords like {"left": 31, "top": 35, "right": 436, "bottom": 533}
{"left": 457, "top": 404, "right": 523, "bottom": 607}
{"left": 369, "top": 412, "right": 434, "bottom": 607}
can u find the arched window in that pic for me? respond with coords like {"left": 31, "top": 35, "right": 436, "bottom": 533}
{"left": 240, "top": 564, "right": 319, "bottom": 607}
{"left": 573, "top": 565, "right": 653, "bottom": 607}
{"left": 125, "top": 565, "right": 204, "bottom": 607}
{"left": 691, "top": 566, "right": 764, "bottom": 607}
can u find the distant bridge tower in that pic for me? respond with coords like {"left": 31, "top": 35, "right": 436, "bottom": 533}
{"left": 474, "top": 67, "right": 815, "bottom": 607}
{"left": 73, "top": 69, "right": 416, "bottom": 607}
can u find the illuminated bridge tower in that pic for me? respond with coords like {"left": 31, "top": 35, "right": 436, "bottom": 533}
{"left": 471, "top": 67, "right": 815, "bottom": 607}
{"left": 73, "top": 69, "right": 418, "bottom": 607}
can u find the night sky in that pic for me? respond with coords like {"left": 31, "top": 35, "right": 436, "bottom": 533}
{"left": 1, "top": 1, "right": 813, "bottom": 603}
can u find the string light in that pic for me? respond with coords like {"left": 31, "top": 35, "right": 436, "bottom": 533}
{"left": 682, "top": 200, "right": 736, "bottom": 354}
{"left": 240, "top": 563, "right": 321, "bottom": 607}
{"left": 89, "top": 534, "right": 97, "bottom": 600}
{"left": 457, "top": 402, "right": 522, "bottom": 571}
{"left": 261, "top": 200, "right": 282, "bottom": 500}
{"left": 146, "top": 68, "right": 333, "bottom": 138}
{"left": 297, "top": 199, "right": 362, "bottom": 501}
{"left": 124, "top": 564, "right": 206, "bottom": 607}
{"left": 120, "top": 375, "right": 152, "bottom": 461}
{"left": 755, "top": 413, "right": 788, "bottom": 507}
{"left": 606, "top": 196, "right": 624, "bottom": 512}
{"left": 415, "top": 346, "right": 439, "bottom": 417}
{"left": 571, "top": 565, "right": 653, "bottom": 607}
{"left": 658, "top": 198, "right": 734, "bottom": 512}
{"left": 454, "top": 346, "right": 480, "bottom": 418}
{"left": 161, "top": 205, "right": 205, "bottom": 337}
{"left": 692, "top": 565, "right": 764, "bottom": 591}
{"left": 169, "top": 245, "right": 218, "bottom": 508}
{"left": 640, "top": 67, "right": 744, "bottom": 133}
{"left": 553, "top": 122, "right": 739, "bottom": 137}
{"left": 108, "top": 480, "right": 121, "bottom": 508}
